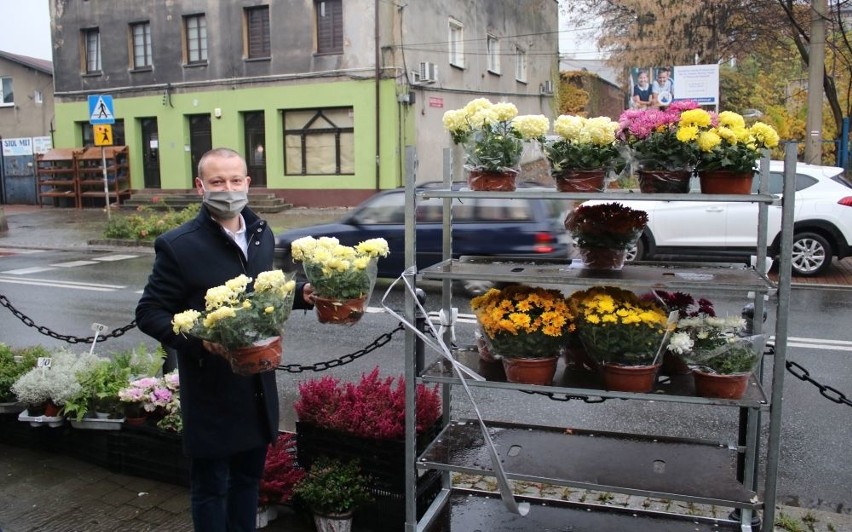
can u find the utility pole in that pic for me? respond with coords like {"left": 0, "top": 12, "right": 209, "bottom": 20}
{"left": 805, "top": 0, "right": 827, "bottom": 164}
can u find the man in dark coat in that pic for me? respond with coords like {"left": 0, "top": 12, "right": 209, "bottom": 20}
{"left": 136, "top": 147, "right": 312, "bottom": 531}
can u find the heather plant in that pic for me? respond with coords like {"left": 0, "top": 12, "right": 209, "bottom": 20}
{"left": 294, "top": 367, "right": 441, "bottom": 439}
{"left": 259, "top": 433, "right": 306, "bottom": 506}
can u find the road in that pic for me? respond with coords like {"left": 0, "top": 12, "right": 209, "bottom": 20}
{"left": 0, "top": 248, "right": 850, "bottom": 515}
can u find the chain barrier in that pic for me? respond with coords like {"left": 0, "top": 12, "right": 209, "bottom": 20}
{"left": 6, "top": 287, "right": 850, "bottom": 407}
{"left": 0, "top": 294, "right": 137, "bottom": 344}
{"left": 786, "top": 359, "right": 852, "bottom": 407}
{"left": 276, "top": 323, "right": 405, "bottom": 373}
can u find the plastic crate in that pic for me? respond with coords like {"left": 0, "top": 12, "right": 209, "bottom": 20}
{"left": 115, "top": 424, "right": 190, "bottom": 486}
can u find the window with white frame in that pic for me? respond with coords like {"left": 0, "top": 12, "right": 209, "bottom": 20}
{"left": 131, "top": 22, "right": 153, "bottom": 69}
{"left": 449, "top": 18, "right": 464, "bottom": 68}
{"left": 83, "top": 28, "right": 101, "bottom": 73}
{"left": 184, "top": 14, "right": 207, "bottom": 64}
{"left": 515, "top": 46, "right": 527, "bottom": 82}
{"left": 1, "top": 77, "right": 13, "bottom": 105}
{"left": 487, "top": 34, "right": 500, "bottom": 74}
{"left": 34, "top": 89, "right": 43, "bottom": 105}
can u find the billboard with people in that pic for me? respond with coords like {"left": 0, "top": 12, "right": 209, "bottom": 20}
{"left": 628, "top": 64, "right": 718, "bottom": 109}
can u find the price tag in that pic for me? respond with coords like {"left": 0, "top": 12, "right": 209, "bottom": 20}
{"left": 37, "top": 357, "right": 52, "bottom": 368}
{"left": 91, "top": 323, "right": 109, "bottom": 334}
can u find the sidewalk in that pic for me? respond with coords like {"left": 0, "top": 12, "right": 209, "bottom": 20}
{"left": 2, "top": 204, "right": 852, "bottom": 532}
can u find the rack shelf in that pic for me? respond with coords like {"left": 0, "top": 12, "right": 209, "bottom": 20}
{"left": 421, "top": 347, "right": 770, "bottom": 408}
{"left": 404, "top": 153, "right": 793, "bottom": 531}
{"left": 419, "top": 257, "right": 776, "bottom": 294}
{"left": 428, "top": 489, "right": 744, "bottom": 531}
{"left": 420, "top": 420, "right": 759, "bottom": 508}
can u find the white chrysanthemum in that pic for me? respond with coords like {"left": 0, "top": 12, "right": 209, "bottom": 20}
{"left": 512, "top": 114, "right": 549, "bottom": 139}
{"left": 554, "top": 115, "right": 585, "bottom": 140}
{"left": 172, "top": 310, "right": 201, "bottom": 334}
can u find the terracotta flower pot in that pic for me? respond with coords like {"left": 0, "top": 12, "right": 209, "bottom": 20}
{"left": 698, "top": 170, "right": 754, "bottom": 194}
{"left": 314, "top": 295, "right": 368, "bottom": 325}
{"left": 466, "top": 168, "right": 519, "bottom": 191}
{"left": 228, "top": 336, "right": 282, "bottom": 376}
{"left": 501, "top": 356, "right": 559, "bottom": 385}
{"left": 600, "top": 363, "right": 661, "bottom": 393}
{"left": 553, "top": 169, "right": 606, "bottom": 192}
{"left": 692, "top": 370, "right": 751, "bottom": 399}
{"left": 637, "top": 169, "right": 692, "bottom": 193}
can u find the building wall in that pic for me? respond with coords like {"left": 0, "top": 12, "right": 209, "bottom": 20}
{"left": 49, "top": 0, "right": 557, "bottom": 205}
{"left": 398, "top": 0, "right": 559, "bottom": 182}
{"left": 53, "top": 79, "right": 403, "bottom": 207}
{"left": 0, "top": 57, "right": 54, "bottom": 139}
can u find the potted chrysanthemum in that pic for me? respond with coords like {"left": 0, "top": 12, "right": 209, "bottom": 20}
{"left": 442, "top": 98, "right": 549, "bottom": 191}
{"left": 171, "top": 270, "right": 297, "bottom": 375}
{"left": 565, "top": 202, "right": 648, "bottom": 270}
{"left": 667, "top": 314, "right": 765, "bottom": 399}
{"left": 693, "top": 110, "right": 780, "bottom": 194}
{"left": 542, "top": 114, "right": 623, "bottom": 192}
{"left": 569, "top": 286, "right": 670, "bottom": 393}
{"left": 470, "top": 284, "right": 575, "bottom": 385}
{"left": 290, "top": 236, "right": 389, "bottom": 325}
{"left": 618, "top": 100, "right": 704, "bottom": 193}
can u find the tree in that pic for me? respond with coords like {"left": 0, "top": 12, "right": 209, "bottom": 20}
{"left": 561, "top": 0, "right": 852, "bottom": 161}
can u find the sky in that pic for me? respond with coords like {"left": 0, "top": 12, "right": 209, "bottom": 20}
{"left": 0, "top": 0, "right": 52, "bottom": 60}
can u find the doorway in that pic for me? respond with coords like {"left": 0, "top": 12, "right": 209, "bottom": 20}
{"left": 244, "top": 111, "right": 267, "bottom": 187}
{"left": 140, "top": 118, "right": 161, "bottom": 188}
{"left": 188, "top": 114, "right": 212, "bottom": 181}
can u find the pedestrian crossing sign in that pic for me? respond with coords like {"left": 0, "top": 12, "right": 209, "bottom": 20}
{"left": 88, "top": 95, "right": 115, "bottom": 125}
{"left": 94, "top": 125, "right": 113, "bottom": 146}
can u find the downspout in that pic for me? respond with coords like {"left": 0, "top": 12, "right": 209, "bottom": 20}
{"left": 374, "top": 0, "right": 381, "bottom": 191}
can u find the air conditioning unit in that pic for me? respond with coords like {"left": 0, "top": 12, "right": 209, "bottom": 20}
{"left": 540, "top": 80, "right": 554, "bottom": 95}
{"left": 419, "top": 61, "right": 438, "bottom": 83}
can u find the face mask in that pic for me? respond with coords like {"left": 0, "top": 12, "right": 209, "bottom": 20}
{"left": 201, "top": 185, "right": 248, "bottom": 219}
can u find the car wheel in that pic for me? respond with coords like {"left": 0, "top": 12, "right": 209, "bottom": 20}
{"left": 790, "top": 232, "right": 832, "bottom": 277}
{"left": 624, "top": 238, "right": 645, "bottom": 262}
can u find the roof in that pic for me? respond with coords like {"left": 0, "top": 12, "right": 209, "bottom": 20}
{"left": 0, "top": 50, "right": 53, "bottom": 75}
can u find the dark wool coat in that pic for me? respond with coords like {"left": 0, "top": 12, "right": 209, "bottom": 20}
{"left": 135, "top": 206, "right": 310, "bottom": 458}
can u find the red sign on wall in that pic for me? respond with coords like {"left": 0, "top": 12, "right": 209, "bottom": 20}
{"left": 428, "top": 97, "right": 444, "bottom": 108}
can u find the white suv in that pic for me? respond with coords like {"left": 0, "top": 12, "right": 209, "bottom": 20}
{"left": 581, "top": 161, "right": 852, "bottom": 276}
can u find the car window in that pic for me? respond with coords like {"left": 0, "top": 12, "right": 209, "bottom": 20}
{"left": 762, "top": 172, "right": 816, "bottom": 194}
{"left": 473, "top": 197, "right": 532, "bottom": 221}
{"left": 352, "top": 192, "right": 405, "bottom": 224}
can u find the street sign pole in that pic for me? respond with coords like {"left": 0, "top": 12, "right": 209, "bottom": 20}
{"left": 102, "top": 147, "right": 110, "bottom": 219}
{"left": 88, "top": 95, "right": 115, "bottom": 218}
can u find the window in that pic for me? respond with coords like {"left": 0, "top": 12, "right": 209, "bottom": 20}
{"left": 316, "top": 0, "right": 342, "bottom": 54}
{"left": 515, "top": 46, "right": 527, "bottom": 82}
{"left": 245, "top": 6, "right": 270, "bottom": 58}
{"left": 283, "top": 107, "right": 354, "bottom": 175}
{"left": 0, "top": 77, "right": 12, "bottom": 105}
{"left": 449, "top": 19, "right": 464, "bottom": 67}
{"left": 184, "top": 14, "right": 207, "bottom": 64}
{"left": 487, "top": 34, "right": 500, "bottom": 74}
{"left": 131, "top": 22, "right": 153, "bottom": 69}
{"left": 83, "top": 28, "right": 101, "bottom": 73}
{"left": 34, "top": 89, "right": 43, "bottom": 105}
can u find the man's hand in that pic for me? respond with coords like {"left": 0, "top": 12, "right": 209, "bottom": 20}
{"left": 203, "top": 340, "right": 230, "bottom": 357}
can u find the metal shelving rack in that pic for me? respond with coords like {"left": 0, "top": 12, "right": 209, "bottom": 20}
{"left": 402, "top": 147, "right": 795, "bottom": 531}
